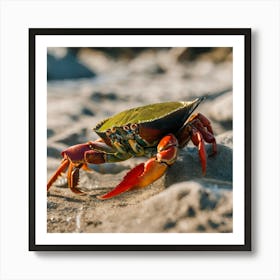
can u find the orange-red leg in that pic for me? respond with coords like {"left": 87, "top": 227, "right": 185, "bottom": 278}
{"left": 191, "top": 128, "right": 207, "bottom": 175}
{"left": 67, "top": 162, "right": 85, "bottom": 194}
{"left": 176, "top": 113, "right": 217, "bottom": 175}
{"left": 47, "top": 139, "right": 114, "bottom": 193}
{"left": 47, "top": 158, "right": 69, "bottom": 191}
{"left": 188, "top": 113, "right": 217, "bottom": 156}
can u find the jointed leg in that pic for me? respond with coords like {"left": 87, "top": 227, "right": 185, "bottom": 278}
{"left": 176, "top": 113, "right": 217, "bottom": 175}
{"left": 190, "top": 127, "right": 206, "bottom": 175}
{"left": 187, "top": 113, "right": 217, "bottom": 156}
{"left": 47, "top": 158, "right": 69, "bottom": 191}
{"left": 47, "top": 138, "right": 130, "bottom": 194}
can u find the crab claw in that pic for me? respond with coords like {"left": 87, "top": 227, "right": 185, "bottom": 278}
{"left": 97, "top": 134, "right": 178, "bottom": 200}
{"left": 47, "top": 141, "right": 108, "bottom": 194}
{"left": 97, "top": 159, "right": 168, "bottom": 200}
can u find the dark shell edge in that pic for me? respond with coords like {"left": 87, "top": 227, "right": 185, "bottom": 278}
{"left": 93, "top": 98, "right": 204, "bottom": 133}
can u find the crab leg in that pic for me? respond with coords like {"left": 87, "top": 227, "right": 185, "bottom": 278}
{"left": 188, "top": 113, "right": 217, "bottom": 156}
{"left": 176, "top": 112, "right": 217, "bottom": 175}
{"left": 67, "top": 162, "right": 85, "bottom": 194}
{"left": 97, "top": 134, "right": 178, "bottom": 200}
{"left": 190, "top": 127, "right": 207, "bottom": 175}
{"left": 47, "top": 139, "right": 115, "bottom": 193}
{"left": 47, "top": 158, "right": 69, "bottom": 191}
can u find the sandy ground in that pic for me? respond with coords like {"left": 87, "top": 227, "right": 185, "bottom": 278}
{"left": 47, "top": 47, "right": 233, "bottom": 233}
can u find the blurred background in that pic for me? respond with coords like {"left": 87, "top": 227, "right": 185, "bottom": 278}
{"left": 47, "top": 47, "right": 232, "bottom": 149}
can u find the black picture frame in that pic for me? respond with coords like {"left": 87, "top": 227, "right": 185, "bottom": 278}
{"left": 29, "top": 28, "right": 251, "bottom": 251}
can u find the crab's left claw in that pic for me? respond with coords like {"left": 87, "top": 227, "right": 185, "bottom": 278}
{"left": 97, "top": 134, "right": 178, "bottom": 200}
{"left": 47, "top": 141, "right": 107, "bottom": 195}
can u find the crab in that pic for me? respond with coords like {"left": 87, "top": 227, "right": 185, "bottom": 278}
{"left": 47, "top": 97, "right": 217, "bottom": 200}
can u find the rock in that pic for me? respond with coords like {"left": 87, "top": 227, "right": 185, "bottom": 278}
{"left": 81, "top": 107, "right": 95, "bottom": 116}
{"left": 174, "top": 47, "right": 213, "bottom": 62}
{"left": 47, "top": 48, "right": 96, "bottom": 80}
{"left": 165, "top": 143, "right": 232, "bottom": 186}
{"left": 90, "top": 91, "right": 118, "bottom": 102}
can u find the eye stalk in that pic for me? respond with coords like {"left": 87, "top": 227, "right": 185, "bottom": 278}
{"left": 106, "top": 129, "right": 111, "bottom": 136}
{"left": 130, "top": 123, "right": 138, "bottom": 131}
{"left": 123, "top": 125, "right": 131, "bottom": 131}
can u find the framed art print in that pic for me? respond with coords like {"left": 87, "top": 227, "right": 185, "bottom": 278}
{"left": 29, "top": 28, "right": 251, "bottom": 251}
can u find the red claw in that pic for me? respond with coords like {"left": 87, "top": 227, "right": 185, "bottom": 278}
{"left": 47, "top": 140, "right": 109, "bottom": 194}
{"left": 97, "top": 163, "right": 145, "bottom": 200}
{"left": 97, "top": 134, "right": 178, "bottom": 200}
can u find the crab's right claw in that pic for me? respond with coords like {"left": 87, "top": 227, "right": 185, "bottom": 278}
{"left": 97, "top": 158, "right": 168, "bottom": 200}
{"left": 97, "top": 134, "right": 178, "bottom": 200}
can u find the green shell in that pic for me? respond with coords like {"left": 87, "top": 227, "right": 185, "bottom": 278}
{"left": 95, "top": 98, "right": 204, "bottom": 132}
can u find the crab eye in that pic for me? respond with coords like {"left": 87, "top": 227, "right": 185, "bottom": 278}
{"left": 111, "top": 127, "right": 117, "bottom": 133}
{"left": 123, "top": 125, "right": 130, "bottom": 131}
{"left": 106, "top": 129, "right": 111, "bottom": 136}
{"left": 130, "top": 123, "right": 138, "bottom": 131}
